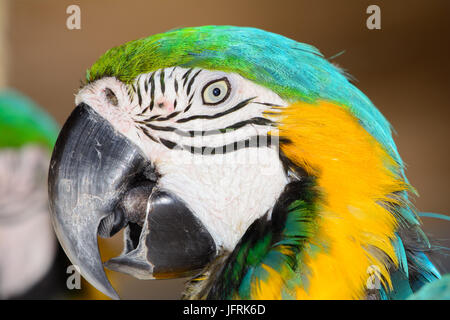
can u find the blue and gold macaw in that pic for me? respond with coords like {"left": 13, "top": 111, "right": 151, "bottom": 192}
{"left": 47, "top": 26, "right": 448, "bottom": 300}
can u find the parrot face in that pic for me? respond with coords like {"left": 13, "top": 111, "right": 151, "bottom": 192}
{"left": 49, "top": 67, "right": 288, "bottom": 298}
{"left": 49, "top": 26, "right": 441, "bottom": 300}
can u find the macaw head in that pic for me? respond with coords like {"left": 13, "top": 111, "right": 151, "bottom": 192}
{"left": 48, "top": 26, "right": 426, "bottom": 299}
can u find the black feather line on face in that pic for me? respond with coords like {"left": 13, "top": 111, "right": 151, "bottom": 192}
{"left": 142, "top": 117, "right": 273, "bottom": 138}
{"left": 160, "top": 69, "right": 165, "bottom": 95}
{"left": 254, "top": 101, "right": 284, "bottom": 107}
{"left": 137, "top": 84, "right": 142, "bottom": 106}
{"left": 138, "top": 106, "right": 150, "bottom": 115}
{"left": 187, "top": 70, "right": 202, "bottom": 97}
{"left": 153, "top": 134, "right": 276, "bottom": 155}
{"left": 188, "top": 91, "right": 195, "bottom": 104}
{"left": 127, "top": 85, "right": 135, "bottom": 103}
{"left": 159, "top": 137, "right": 180, "bottom": 150}
{"left": 183, "top": 103, "right": 192, "bottom": 113}
{"left": 137, "top": 114, "right": 161, "bottom": 123}
{"left": 140, "top": 126, "right": 159, "bottom": 143}
{"left": 153, "top": 111, "right": 180, "bottom": 122}
{"left": 182, "top": 68, "right": 194, "bottom": 87}
{"left": 170, "top": 66, "right": 177, "bottom": 78}
{"left": 174, "top": 78, "right": 179, "bottom": 95}
{"left": 176, "top": 97, "right": 256, "bottom": 123}
{"left": 149, "top": 72, "right": 155, "bottom": 111}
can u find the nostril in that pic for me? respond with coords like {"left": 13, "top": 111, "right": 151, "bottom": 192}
{"left": 158, "top": 102, "right": 165, "bottom": 108}
{"left": 105, "top": 88, "right": 118, "bottom": 106}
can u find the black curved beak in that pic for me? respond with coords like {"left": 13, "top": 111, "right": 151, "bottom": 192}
{"left": 48, "top": 104, "right": 216, "bottom": 299}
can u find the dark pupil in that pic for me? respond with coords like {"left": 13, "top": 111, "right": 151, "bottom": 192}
{"left": 212, "top": 87, "right": 221, "bottom": 97}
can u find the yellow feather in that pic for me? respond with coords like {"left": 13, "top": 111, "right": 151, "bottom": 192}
{"left": 251, "top": 264, "right": 287, "bottom": 299}
{"left": 260, "top": 100, "right": 409, "bottom": 299}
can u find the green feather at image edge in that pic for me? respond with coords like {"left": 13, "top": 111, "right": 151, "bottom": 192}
{"left": 0, "top": 89, "right": 59, "bottom": 150}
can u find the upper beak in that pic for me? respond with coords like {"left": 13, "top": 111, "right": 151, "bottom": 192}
{"left": 48, "top": 103, "right": 147, "bottom": 299}
{"left": 48, "top": 103, "right": 216, "bottom": 299}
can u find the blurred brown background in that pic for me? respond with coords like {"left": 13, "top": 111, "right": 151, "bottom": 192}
{"left": 1, "top": 0, "right": 449, "bottom": 298}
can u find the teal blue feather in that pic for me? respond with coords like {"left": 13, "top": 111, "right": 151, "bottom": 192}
{"left": 409, "top": 252, "right": 441, "bottom": 291}
{"left": 419, "top": 213, "right": 450, "bottom": 221}
{"left": 393, "top": 234, "right": 409, "bottom": 278}
{"left": 408, "top": 274, "right": 450, "bottom": 300}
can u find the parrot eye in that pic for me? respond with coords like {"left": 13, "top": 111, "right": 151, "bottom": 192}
{"left": 201, "top": 78, "right": 231, "bottom": 105}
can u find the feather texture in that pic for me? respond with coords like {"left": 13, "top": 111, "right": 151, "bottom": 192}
{"left": 86, "top": 26, "right": 444, "bottom": 299}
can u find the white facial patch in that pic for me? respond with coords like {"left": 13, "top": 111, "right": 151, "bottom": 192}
{"left": 75, "top": 67, "right": 289, "bottom": 251}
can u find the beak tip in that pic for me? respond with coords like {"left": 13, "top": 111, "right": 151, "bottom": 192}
{"left": 91, "top": 270, "right": 121, "bottom": 300}
{"left": 106, "top": 289, "right": 121, "bottom": 301}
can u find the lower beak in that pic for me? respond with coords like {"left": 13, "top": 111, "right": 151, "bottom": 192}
{"left": 48, "top": 104, "right": 147, "bottom": 299}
